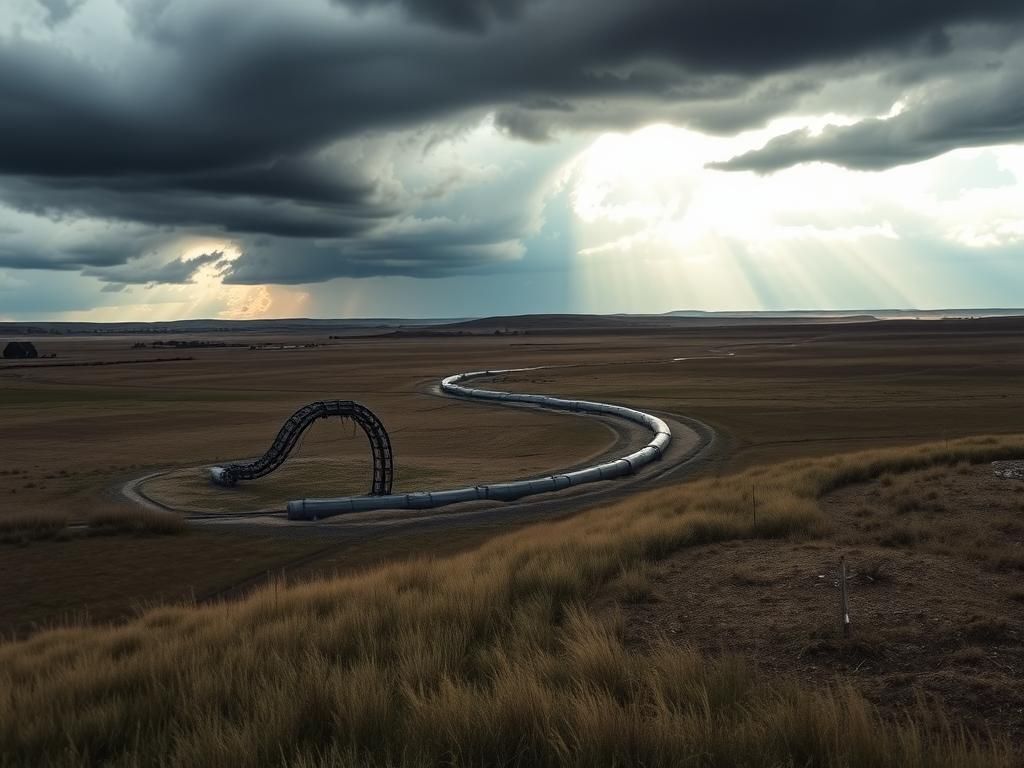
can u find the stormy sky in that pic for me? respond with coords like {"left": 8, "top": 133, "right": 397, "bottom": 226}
{"left": 1, "top": 0, "right": 1023, "bottom": 320}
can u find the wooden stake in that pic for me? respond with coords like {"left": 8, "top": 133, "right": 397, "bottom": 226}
{"left": 752, "top": 484, "right": 757, "bottom": 528}
{"left": 840, "top": 555, "right": 851, "bottom": 638}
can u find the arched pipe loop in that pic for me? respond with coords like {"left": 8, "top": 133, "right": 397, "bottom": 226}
{"left": 210, "top": 400, "right": 393, "bottom": 497}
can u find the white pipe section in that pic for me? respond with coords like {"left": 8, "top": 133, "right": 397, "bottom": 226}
{"left": 287, "top": 367, "right": 671, "bottom": 520}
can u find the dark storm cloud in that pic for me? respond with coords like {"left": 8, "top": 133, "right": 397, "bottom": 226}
{"left": 495, "top": 75, "right": 820, "bottom": 142}
{"left": 339, "top": 0, "right": 535, "bottom": 32}
{"left": 712, "top": 63, "right": 1024, "bottom": 172}
{"left": 36, "top": 0, "right": 84, "bottom": 26}
{"left": 588, "top": 0, "right": 1021, "bottom": 75}
{"left": 1, "top": 175, "right": 389, "bottom": 239}
{"left": 494, "top": 109, "right": 555, "bottom": 143}
{"left": 0, "top": 249, "right": 76, "bottom": 272}
{"left": 3, "top": 0, "right": 1024, "bottom": 283}
{"left": 223, "top": 211, "right": 533, "bottom": 284}
{"left": 83, "top": 251, "right": 223, "bottom": 285}
{"left": 0, "top": 234, "right": 150, "bottom": 272}
{"left": 223, "top": 237, "right": 521, "bottom": 284}
{"left": 6, "top": 0, "right": 1022, "bottom": 178}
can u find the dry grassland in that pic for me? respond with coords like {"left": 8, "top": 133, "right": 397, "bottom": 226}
{"left": 3, "top": 322, "right": 1021, "bottom": 520}
{"left": 513, "top": 322, "right": 1024, "bottom": 469}
{"left": 1, "top": 435, "right": 1023, "bottom": 766}
{"left": 1, "top": 320, "right": 1022, "bottom": 636}
{"left": 0, "top": 334, "right": 619, "bottom": 521}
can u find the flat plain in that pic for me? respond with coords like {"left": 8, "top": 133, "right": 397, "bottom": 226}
{"left": 1, "top": 318, "right": 1022, "bottom": 635}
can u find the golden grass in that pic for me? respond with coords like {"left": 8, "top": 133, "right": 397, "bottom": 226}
{"left": 1, "top": 435, "right": 1022, "bottom": 766}
{"left": 608, "top": 562, "right": 655, "bottom": 604}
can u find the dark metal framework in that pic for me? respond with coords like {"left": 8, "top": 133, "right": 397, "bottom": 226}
{"left": 215, "top": 400, "right": 393, "bottom": 495}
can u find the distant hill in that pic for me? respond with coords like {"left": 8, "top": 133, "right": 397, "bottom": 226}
{"left": 3, "top": 309, "right": 1021, "bottom": 336}
{"left": 436, "top": 312, "right": 882, "bottom": 333}
{"left": 663, "top": 308, "right": 1024, "bottom": 320}
{"left": 0, "top": 317, "right": 468, "bottom": 336}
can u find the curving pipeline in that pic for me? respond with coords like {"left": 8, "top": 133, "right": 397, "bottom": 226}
{"left": 286, "top": 368, "right": 671, "bottom": 520}
{"left": 210, "top": 400, "right": 394, "bottom": 495}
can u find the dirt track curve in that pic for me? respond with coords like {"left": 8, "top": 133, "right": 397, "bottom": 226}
{"left": 121, "top": 356, "right": 732, "bottom": 541}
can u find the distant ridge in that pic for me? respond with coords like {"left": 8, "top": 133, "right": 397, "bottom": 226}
{"left": 2, "top": 309, "right": 1022, "bottom": 335}
{"left": 663, "top": 308, "right": 1024, "bottom": 320}
{"left": 0, "top": 317, "right": 469, "bottom": 335}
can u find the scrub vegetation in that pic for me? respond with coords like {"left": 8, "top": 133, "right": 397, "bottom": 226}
{"left": 2, "top": 434, "right": 1022, "bottom": 766}
{"left": 837, "top": 462, "right": 1024, "bottom": 568}
{"left": 0, "top": 507, "right": 184, "bottom": 544}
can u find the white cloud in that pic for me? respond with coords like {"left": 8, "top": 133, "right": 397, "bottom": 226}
{"left": 561, "top": 122, "right": 1024, "bottom": 311}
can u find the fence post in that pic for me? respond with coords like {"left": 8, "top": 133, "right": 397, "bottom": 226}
{"left": 752, "top": 484, "right": 757, "bottom": 528}
{"left": 840, "top": 555, "right": 851, "bottom": 638}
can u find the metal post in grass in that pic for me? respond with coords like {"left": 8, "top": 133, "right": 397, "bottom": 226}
{"left": 840, "top": 555, "right": 851, "bottom": 638}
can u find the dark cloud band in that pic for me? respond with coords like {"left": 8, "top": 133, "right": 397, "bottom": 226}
{"left": 2, "top": 0, "right": 1023, "bottom": 285}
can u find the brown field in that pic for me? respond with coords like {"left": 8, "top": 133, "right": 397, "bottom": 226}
{"left": 615, "top": 460, "right": 1024, "bottom": 744}
{"left": 1, "top": 317, "right": 1024, "bottom": 763}
{"left": 0, "top": 333, "right": 619, "bottom": 519}
{"left": 1, "top": 318, "right": 1022, "bottom": 635}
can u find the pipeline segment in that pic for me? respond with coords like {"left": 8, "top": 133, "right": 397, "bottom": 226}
{"left": 286, "top": 367, "right": 671, "bottom": 520}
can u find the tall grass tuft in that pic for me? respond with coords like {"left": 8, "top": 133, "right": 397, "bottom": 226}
{"left": 86, "top": 508, "right": 186, "bottom": 535}
{"left": 0, "top": 511, "right": 69, "bottom": 543}
{"left": 0, "top": 508, "right": 185, "bottom": 544}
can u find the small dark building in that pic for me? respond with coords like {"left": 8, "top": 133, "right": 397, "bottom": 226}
{"left": 3, "top": 341, "right": 38, "bottom": 359}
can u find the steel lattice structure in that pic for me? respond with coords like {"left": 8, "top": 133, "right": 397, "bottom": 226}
{"left": 210, "top": 400, "right": 393, "bottom": 495}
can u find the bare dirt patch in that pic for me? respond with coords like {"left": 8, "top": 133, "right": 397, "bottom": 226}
{"left": 614, "top": 462, "right": 1024, "bottom": 744}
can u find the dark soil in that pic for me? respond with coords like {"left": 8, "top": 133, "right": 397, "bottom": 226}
{"left": 613, "top": 463, "right": 1024, "bottom": 745}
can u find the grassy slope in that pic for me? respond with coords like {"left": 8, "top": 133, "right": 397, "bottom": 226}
{"left": 2, "top": 436, "right": 1023, "bottom": 767}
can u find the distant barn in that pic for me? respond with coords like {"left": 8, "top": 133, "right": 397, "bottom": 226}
{"left": 3, "top": 341, "right": 38, "bottom": 359}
